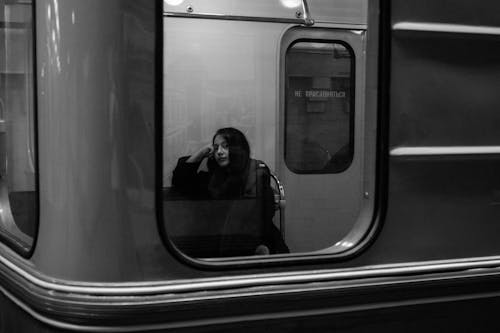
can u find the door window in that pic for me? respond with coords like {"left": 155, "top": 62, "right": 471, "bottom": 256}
{"left": 285, "top": 41, "right": 354, "bottom": 173}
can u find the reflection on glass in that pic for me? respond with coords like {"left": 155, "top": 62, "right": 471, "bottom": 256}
{"left": 164, "top": 0, "right": 184, "bottom": 6}
{"left": 0, "top": 0, "right": 36, "bottom": 250}
{"left": 280, "top": 0, "right": 302, "bottom": 8}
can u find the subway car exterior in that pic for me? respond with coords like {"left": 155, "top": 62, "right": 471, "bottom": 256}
{"left": 0, "top": 0, "right": 500, "bottom": 331}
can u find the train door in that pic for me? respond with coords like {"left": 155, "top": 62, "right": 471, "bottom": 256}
{"left": 278, "top": 28, "right": 372, "bottom": 253}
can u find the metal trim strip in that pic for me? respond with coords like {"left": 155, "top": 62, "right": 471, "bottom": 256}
{"left": 163, "top": 11, "right": 306, "bottom": 25}
{"left": 393, "top": 22, "right": 500, "bottom": 36}
{"left": 4, "top": 275, "right": 500, "bottom": 332}
{"left": 4, "top": 252, "right": 500, "bottom": 296}
{"left": 390, "top": 146, "right": 500, "bottom": 156}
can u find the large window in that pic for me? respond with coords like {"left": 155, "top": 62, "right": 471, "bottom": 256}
{"left": 0, "top": 0, "right": 37, "bottom": 255}
{"left": 285, "top": 41, "right": 354, "bottom": 174}
{"left": 162, "top": 12, "right": 371, "bottom": 262}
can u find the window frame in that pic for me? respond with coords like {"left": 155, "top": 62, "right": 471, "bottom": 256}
{"left": 158, "top": 22, "right": 376, "bottom": 269}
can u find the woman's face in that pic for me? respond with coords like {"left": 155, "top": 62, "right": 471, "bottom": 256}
{"left": 213, "top": 135, "right": 230, "bottom": 167}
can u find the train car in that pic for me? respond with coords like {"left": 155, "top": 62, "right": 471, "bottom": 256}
{"left": 0, "top": 0, "right": 500, "bottom": 331}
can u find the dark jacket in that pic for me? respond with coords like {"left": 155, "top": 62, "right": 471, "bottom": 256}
{"left": 172, "top": 156, "right": 288, "bottom": 257}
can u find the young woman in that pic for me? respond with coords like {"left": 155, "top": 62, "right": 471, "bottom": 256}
{"left": 172, "top": 127, "right": 288, "bottom": 257}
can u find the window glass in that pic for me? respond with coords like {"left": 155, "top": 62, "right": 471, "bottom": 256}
{"left": 162, "top": 18, "right": 368, "bottom": 261}
{"left": 285, "top": 41, "right": 354, "bottom": 173}
{"left": 163, "top": 19, "right": 288, "bottom": 259}
{"left": 0, "top": 0, "right": 36, "bottom": 253}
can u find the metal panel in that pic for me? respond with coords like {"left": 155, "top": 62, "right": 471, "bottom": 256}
{"left": 163, "top": 0, "right": 304, "bottom": 22}
{"left": 308, "top": 0, "right": 367, "bottom": 25}
{"left": 368, "top": 0, "right": 500, "bottom": 265}
{"left": 378, "top": 156, "right": 500, "bottom": 261}
{"left": 390, "top": 30, "right": 500, "bottom": 147}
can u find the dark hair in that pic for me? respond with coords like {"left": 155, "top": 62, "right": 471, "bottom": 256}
{"left": 211, "top": 127, "right": 250, "bottom": 174}
{"left": 207, "top": 127, "right": 251, "bottom": 198}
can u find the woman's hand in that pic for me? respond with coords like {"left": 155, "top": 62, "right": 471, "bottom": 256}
{"left": 186, "top": 144, "right": 213, "bottom": 163}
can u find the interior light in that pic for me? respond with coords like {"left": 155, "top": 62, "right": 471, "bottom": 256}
{"left": 164, "top": 0, "right": 184, "bottom": 6}
{"left": 280, "top": 0, "right": 302, "bottom": 8}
